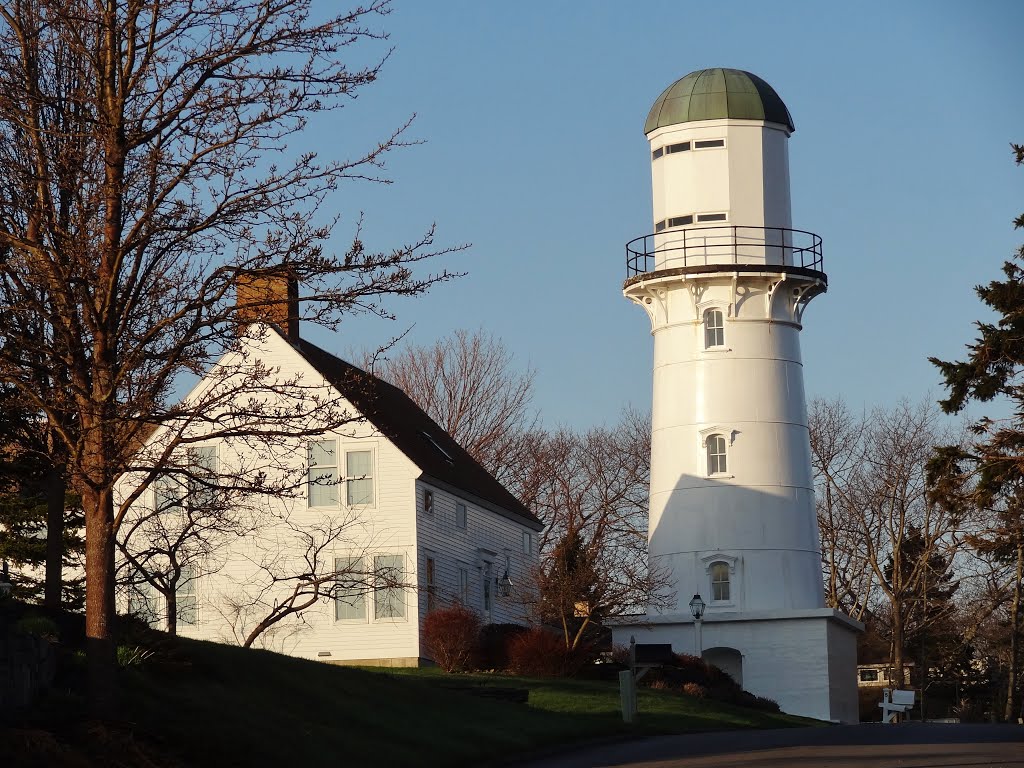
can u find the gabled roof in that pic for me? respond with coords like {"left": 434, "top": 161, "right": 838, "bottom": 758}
{"left": 289, "top": 332, "right": 543, "bottom": 532}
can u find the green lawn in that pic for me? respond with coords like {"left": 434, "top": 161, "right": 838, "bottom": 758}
{"left": 5, "top": 636, "right": 820, "bottom": 768}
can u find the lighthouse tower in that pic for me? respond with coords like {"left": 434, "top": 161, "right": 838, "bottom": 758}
{"left": 614, "top": 69, "right": 860, "bottom": 722}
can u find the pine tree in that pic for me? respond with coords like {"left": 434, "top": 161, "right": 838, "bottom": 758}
{"left": 929, "top": 143, "right": 1024, "bottom": 722}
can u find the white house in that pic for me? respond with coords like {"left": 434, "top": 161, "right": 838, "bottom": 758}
{"left": 120, "top": 272, "right": 543, "bottom": 666}
{"left": 612, "top": 68, "right": 861, "bottom": 722}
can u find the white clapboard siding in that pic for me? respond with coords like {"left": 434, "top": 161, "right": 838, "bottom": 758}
{"left": 116, "top": 324, "right": 541, "bottom": 666}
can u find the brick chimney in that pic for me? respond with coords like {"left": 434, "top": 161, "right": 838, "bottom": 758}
{"left": 235, "top": 266, "right": 300, "bottom": 342}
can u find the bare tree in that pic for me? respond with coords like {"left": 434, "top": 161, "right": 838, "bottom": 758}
{"left": 811, "top": 398, "right": 963, "bottom": 689}
{"left": 526, "top": 409, "right": 673, "bottom": 651}
{"left": 809, "top": 397, "right": 873, "bottom": 619}
{"left": 370, "top": 329, "right": 536, "bottom": 486}
{"left": 0, "top": 0, "right": 459, "bottom": 713}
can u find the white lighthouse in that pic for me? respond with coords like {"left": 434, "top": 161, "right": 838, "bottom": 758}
{"left": 614, "top": 69, "right": 861, "bottom": 722}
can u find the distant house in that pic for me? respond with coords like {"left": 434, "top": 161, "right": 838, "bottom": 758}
{"left": 857, "top": 662, "right": 915, "bottom": 688}
{"left": 119, "top": 271, "right": 543, "bottom": 665}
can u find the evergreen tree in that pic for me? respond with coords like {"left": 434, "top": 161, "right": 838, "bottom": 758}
{"left": 929, "top": 143, "right": 1024, "bottom": 722}
{"left": 0, "top": 386, "right": 84, "bottom": 607}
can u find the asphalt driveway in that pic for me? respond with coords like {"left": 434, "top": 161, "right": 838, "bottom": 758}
{"left": 515, "top": 723, "right": 1024, "bottom": 768}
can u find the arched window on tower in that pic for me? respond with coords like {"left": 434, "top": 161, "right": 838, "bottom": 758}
{"left": 706, "top": 434, "right": 727, "bottom": 475}
{"left": 704, "top": 308, "right": 724, "bottom": 348}
{"left": 710, "top": 561, "right": 731, "bottom": 602}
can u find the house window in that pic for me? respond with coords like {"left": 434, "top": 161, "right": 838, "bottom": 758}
{"left": 425, "top": 554, "right": 437, "bottom": 613}
{"left": 455, "top": 502, "right": 467, "bottom": 530}
{"left": 188, "top": 445, "right": 218, "bottom": 511}
{"left": 860, "top": 669, "right": 879, "bottom": 683}
{"left": 707, "top": 434, "right": 728, "bottom": 475}
{"left": 128, "top": 576, "right": 160, "bottom": 627}
{"left": 704, "top": 309, "right": 725, "bottom": 348}
{"left": 176, "top": 564, "right": 198, "bottom": 625}
{"left": 522, "top": 531, "right": 532, "bottom": 555}
{"left": 710, "top": 561, "right": 730, "bottom": 601}
{"left": 423, "top": 489, "right": 434, "bottom": 515}
{"left": 308, "top": 440, "right": 338, "bottom": 507}
{"left": 458, "top": 566, "right": 470, "bottom": 605}
{"left": 374, "top": 554, "right": 405, "bottom": 620}
{"left": 345, "top": 450, "right": 373, "bottom": 506}
{"left": 334, "top": 556, "right": 367, "bottom": 621}
{"left": 694, "top": 138, "right": 725, "bottom": 149}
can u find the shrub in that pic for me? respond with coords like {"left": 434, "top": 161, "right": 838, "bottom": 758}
{"left": 14, "top": 614, "right": 60, "bottom": 641}
{"left": 681, "top": 682, "right": 707, "bottom": 699}
{"left": 477, "top": 623, "right": 529, "bottom": 671}
{"left": 508, "top": 628, "right": 570, "bottom": 677}
{"left": 752, "top": 695, "right": 781, "bottom": 713}
{"left": 117, "top": 644, "right": 156, "bottom": 669}
{"left": 422, "top": 604, "right": 481, "bottom": 672}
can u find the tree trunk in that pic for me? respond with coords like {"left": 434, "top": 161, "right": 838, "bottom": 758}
{"left": 166, "top": 590, "right": 177, "bottom": 636}
{"left": 83, "top": 483, "right": 117, "bottom": 718}
{"left": 44, "top": 462, "right": 65, "bottom": 610}
{"left": 1005, "top": 541, "right": 1023, "bottom": 723}
{"left": 891, "top": 603, "right": 906, "bottom": 692}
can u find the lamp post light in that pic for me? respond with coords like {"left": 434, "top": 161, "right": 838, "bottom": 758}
{"left": 689, "top": 593, "right": 706, "bottom": 658}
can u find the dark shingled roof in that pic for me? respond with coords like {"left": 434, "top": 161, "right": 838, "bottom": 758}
{"left": 290, "top": 333, "right": 543, "bottom": 532}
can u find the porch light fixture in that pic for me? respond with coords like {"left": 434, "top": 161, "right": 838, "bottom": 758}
{"left": 495, "top": 555, "right": 514, "bottom": 598}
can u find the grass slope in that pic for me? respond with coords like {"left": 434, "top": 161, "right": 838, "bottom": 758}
{"left": 5, "top": 635, "right": 819, "bottom": 768}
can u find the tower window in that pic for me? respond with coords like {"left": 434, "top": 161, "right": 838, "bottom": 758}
{"left": 710, "top": 561, "right": 731, "bottom": 601}
{"left": 664, "top": 141, "right": 691, "bottom": 154}
{"left": 655, "top": 220, "right": 666, "bottom": 232}
{"left": 704, "top": 308, "right": 724, "bottom": 348}
{"left": 697, "top": 212, "right": 728, "bottom": 223}
{"left": 668, "top": 215, "right": 694, "bottom": 227}
{"left": 706, "top": 434, "right": 728, "bottom": 475}
{"left": 694, "top": 139, "right": 725, "bottom": 149}
{"left": 651, "top": 147, "right": 664, "bottom": 160}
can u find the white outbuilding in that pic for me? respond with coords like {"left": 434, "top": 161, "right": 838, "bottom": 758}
{"left": 612, "top": 68, "right": 861, "bottom": 722}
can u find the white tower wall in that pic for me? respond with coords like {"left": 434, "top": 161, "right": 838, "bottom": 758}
{"left": 615, "top": 69, "right": 860, "bottom": 723}
{"left": 649, "top": 121, "right": 793, "bottom": 269}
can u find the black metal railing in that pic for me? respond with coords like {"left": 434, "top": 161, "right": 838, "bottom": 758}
{"left": 625, "top": 225, "right": 823, "bottom": 278}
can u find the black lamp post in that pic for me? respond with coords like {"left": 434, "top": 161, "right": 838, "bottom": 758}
{"left": 689, "top": 593, "right": 706, "bottom": 657}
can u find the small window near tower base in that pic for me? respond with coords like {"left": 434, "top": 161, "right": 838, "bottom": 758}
{"left": 697, "top": 213, "right": 728, "bottom": 223}
{"left": 665, "top": 142, "right": 691, "bottom": 154}
{"left": 651, "top": 147, "right": 664, "bottom": 160}
{"left": 694, "top": 139, "right": 725, "bottom": 149}
{"left": 710, "top": 561, "right": 730, "bottom": 601}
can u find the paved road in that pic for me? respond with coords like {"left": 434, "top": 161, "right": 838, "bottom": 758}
{"left": 516, "top": 723, "right": 1024, "bottom": 768}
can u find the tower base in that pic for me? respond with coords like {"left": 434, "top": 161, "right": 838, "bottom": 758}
{"left": 612, "top": 608, "right": 862, "bottom": 723}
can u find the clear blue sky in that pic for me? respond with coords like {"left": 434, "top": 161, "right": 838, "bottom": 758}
{"left": 301, "top": 0, "right": 1023, "bottom": 429}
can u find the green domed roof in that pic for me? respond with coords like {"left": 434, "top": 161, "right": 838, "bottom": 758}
{"left": 645, "top": 68, "right": 795, "bottom": 135}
